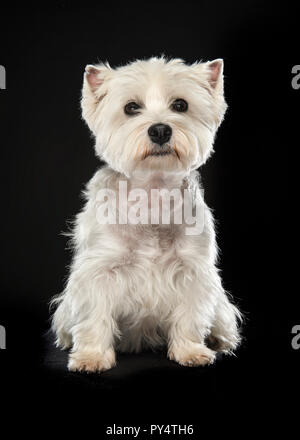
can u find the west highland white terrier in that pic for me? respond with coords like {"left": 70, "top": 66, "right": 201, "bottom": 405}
{"left": 51, "top": 57, "right": 242, "bottom": 373}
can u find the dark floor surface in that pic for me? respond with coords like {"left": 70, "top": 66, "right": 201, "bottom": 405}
{"left": 0, "top": 311, "right": 296, "bottom": 437}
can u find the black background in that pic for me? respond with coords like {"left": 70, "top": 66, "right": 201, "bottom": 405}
{"left": 0, "top": 0, "right": 298, "bottom": 435}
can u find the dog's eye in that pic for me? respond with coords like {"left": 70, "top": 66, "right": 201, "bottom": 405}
{"left": 124, "top": 101, "right": 141, "bottom": 115}
{"left": 171, "top": 99, "right": 188, "bottom": 113}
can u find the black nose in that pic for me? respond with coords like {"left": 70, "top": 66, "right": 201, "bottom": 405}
{"left": 148, "top": 123, "right": 172, "bottom": 146}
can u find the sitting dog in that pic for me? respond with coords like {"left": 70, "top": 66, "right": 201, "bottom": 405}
{"left": 51, "top": 57, "right": 242, "bottom": 373}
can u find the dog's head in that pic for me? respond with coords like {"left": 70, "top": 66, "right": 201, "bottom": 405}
{"left": 82, "top": 57, "right": 227, "bottom": 176}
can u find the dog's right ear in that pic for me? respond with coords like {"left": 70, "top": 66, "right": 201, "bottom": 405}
{"left": 81, "top": 63, "right": 112, "bottom": 132}
{"left": 84, "top": 64, "right": 108, "bottom": 93}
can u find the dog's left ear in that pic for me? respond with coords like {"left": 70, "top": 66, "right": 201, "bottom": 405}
{"left": 206, "top": 59, "right": 224, "bottom": 92}
{"left": 193, "top": 59, "right": 227, "bottom": 128}
{"left": 193, "top": 59, "right": 224, "bottom": 95}
{"left": 203, "top": 59, "right": 224, "bottom": 95}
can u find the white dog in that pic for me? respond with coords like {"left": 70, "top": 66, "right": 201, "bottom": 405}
{"left": 51, "top": 57, "right": 242, "bottom": 373}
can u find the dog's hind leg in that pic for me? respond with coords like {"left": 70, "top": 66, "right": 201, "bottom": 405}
{"left": 206, "top": 293, "right": 242, "bottom": 353}
{"left": 51, "top": 297, "right": 73, "bottom": 349}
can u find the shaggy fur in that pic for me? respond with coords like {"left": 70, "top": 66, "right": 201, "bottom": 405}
{"left": 51, "top": 57, "right": 242, "bottom": 373}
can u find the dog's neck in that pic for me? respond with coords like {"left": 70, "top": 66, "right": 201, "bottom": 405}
{"left": 127, "top": 170, "right": 188, "bottom": 191}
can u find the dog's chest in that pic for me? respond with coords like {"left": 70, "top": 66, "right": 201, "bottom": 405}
{"left": 117, "top": 173, "right": 186, "bottom": 226}
{"left": 110, "top": 173, "right": 189, "bottom": 264}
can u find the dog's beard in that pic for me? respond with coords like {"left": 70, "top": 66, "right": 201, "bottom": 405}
{"left": 141, "top": 143, "right": 174, "bottom": 159}
{"left": 137, "top": 128, "right": 199, "bottom": 171}
{"left": 104, "top": 123, "right": 202, "bottom": 175}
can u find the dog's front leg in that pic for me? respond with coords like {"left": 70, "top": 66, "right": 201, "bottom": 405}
{"left": 68, "top": 302, "right": 117, "bottom": 375}
{"left": 167, "top": 271, "right": 220, "bottom": 367}
{"left": 53, "top": 260, "right": 121, "bottom": 374}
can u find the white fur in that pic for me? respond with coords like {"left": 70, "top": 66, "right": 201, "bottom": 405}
{"left": 51, "top": 57, "right": 242, "bottom": 373}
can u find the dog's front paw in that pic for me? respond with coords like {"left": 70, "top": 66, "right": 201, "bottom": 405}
{"left": 168, "top": 343, "right": 216, "bottom": 367}
{"left": 68, "top": 347, "right": 116, "bottom": 373}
